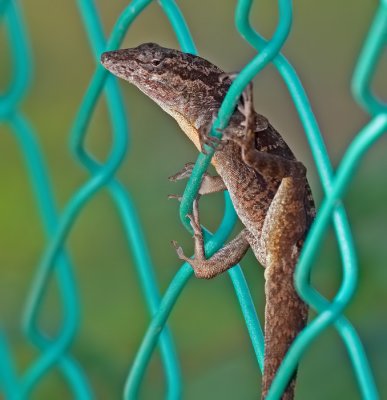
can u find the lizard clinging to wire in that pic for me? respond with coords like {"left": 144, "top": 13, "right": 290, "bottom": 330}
{"left": 101, "top": 42, "right": 315, "bottom": 399}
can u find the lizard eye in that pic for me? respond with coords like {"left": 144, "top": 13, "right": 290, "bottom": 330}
{"left": 151, "top": 59, "right": 161, "bottom": 66}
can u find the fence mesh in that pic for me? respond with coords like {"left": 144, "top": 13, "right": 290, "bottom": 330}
{"left": 1, "top": 0, "right": 386, "bottom": 399}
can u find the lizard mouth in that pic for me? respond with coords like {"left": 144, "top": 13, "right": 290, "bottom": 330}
{"left": 100, "top": 51, "right": 137, "bottom": 78}
{"left": 100, "top": 51, "right": 116, "bottom": 66}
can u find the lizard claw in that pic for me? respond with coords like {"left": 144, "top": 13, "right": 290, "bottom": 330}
{"left": 199, "top": 126, "right": 228, "bottom": 153}
{"left": 168, "top": 194, "right": 182, "bottom": 201}
{"left": 171, "top": 240, "right": 190, "bottom": 263}
{"left": 199, "top": 133, "right": 223, "bottom": 154}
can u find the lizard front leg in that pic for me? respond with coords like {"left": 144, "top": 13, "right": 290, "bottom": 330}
{"left": 168, "top": 162, "right": 226, "bottom": 199}
{"left": 233, "top": 82, "right": 306, "bottom": 180}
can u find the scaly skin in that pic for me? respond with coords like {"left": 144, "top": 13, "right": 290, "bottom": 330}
{"left": 101, "top": 43, "right": 315, "bottom": 399}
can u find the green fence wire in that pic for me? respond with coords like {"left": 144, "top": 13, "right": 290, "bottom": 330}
{"left": 0, "top": 0, "right": 386, "bottom": 399}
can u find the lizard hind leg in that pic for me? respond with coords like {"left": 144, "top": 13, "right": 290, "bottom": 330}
{"left": 227, "top": 81, "right": 306, "bottom": 181}
{"left": 169, "top": 165, "right": 250, "bottom": 279}
{"left": 172, "top": 199, "right": 251, "bottom": 279}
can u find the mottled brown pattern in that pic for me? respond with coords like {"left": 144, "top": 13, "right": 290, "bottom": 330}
{"left": 101, "top": 43, "right": 315, "bottom": 399}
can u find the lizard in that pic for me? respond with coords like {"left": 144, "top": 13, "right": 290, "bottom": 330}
{"left": 101, "top": 42, "right": 315, "bottom": 399}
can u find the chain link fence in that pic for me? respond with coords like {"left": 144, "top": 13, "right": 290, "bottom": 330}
{"left": 1, "top": 0, "right": 386, "bottom": 399}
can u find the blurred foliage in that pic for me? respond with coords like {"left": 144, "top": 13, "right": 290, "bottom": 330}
{"left": 0, "top": 1, "right": 386, "bottom": 399}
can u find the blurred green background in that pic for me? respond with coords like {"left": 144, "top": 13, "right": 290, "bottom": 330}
{"left": 1, "top": 0, "right": 386, "bottom": 399}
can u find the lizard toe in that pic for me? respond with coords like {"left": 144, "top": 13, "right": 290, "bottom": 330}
{"left": 171, "top": 240, "right": 189, "bottom": 262}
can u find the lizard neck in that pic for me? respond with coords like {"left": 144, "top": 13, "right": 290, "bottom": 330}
{"left": 162, "top": 106, "right": 221, "bottom": 169}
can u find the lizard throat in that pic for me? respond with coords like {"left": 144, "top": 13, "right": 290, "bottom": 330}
{"left": 156, "top": 102, "right": 202, "bottom": 153}
{"left": 163, "top": 107, "right": 220, "bottom": 169}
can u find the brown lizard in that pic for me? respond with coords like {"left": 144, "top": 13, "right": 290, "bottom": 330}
{"left": 101, "top": 43, "right": 315, "bottom": 399}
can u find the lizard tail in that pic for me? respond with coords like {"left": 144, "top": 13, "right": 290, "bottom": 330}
{"left": 261, "top": 249, "right": 308, "bottom": 399}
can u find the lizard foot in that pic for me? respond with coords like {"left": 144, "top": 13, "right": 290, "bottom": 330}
{"left": 168, "top": 162, "right": 195, "bottom": 182}
{"left": 199, "top": 122, "right": 227, "bottom": 154}
{"left": 168, "top": 163, "right": 194, "bottom": 201}
{"left": 172, "top": 200, "right": 210, "bottom": 279}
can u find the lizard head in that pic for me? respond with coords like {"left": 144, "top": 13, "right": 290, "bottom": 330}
{"left": 101, "top": 43, "right": 232, "bottom": 130}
